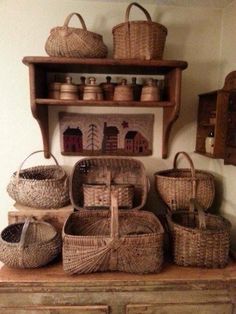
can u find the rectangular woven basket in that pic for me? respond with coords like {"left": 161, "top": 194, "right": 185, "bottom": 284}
{"left": 63, "top": 191, "right": 164, "bottom": 274}
{"left": 70, "top": 157, "right": 148, "bottom": 211}
{"left": 167, "top": 199, "right": 231, "bottom": 268}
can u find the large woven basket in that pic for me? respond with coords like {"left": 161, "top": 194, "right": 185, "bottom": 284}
{"left": 70, "top": 157, "right": 148, "bottom": 210}
{"left": 154, "top": 152, "right": 215, "bottom": 211}
{"left": 7, "top": 150, "right": 70, "bottom": 209}
{"left": 0, "top": 219, "right": 61, "bottom": 268}
{"left": 45, "top": 12, "right": 108, "bottom": 58}
{"left": 167, "top": 199, "right": 231, "bottom": 268}
{"left": 63, "top": 191, "right": 164, "bottom": 274}
{"left": 112, "top": 2, "right": 167, "bottom": 60}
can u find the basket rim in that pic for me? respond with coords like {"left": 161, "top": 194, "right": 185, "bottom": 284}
{"left": 112, "top": 20, "right": 168, "bottom": 34}
{"left": 168, "top": 211, "right": 231, "bottom": 233}
{"left": 154, "top": 168, "right": 215, "bottom": 180}
{"left": 51, "top": 26, "right": 104, "bottom": 39}
{"left": 0, "top": 221, "right": 59, "bottom": 246}
{"left": 12, "top": 165, "right": 67, "bottom": 182}
{"left": 63, "top": 210, "right": 164, "bottom": 238}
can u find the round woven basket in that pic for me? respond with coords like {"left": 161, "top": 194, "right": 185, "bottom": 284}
{"left": 7, "top": 150, "right": 70, "bottom": 209}
{"left": 167, "top": 199, "right": 231, "bottom": 268}
{"left": 0, "top": 219, "right": 61, "bottom": 268}
{"left": 154, "top": 152, "right": 215, "bottom": 211}
{"left": 45, "top": 12, "right": 108, "bottom": 58}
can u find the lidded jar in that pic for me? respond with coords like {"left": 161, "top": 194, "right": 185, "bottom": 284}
{"left": 141, "top": 78, "right": 160, "bottom": 101}
{"left": 83, "top": 77, "right": 103, "bottom": 101}
{"left": 100, "top": 76, "right": 115, "bottom": 100}
{"left": 60, "top": 76, "right": 79, "bottom": 100}
{"left": 77, "top": 76, "right": 86, "bottom": 100}
{"left": 131, "top": 77, "right": 142, "bottom": 101}
{"left": 113, "top": 79, "right": 133, "bottom": 101}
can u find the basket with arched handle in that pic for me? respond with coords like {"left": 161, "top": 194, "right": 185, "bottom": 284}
{"left": 45, "top": 12, "right": 108, "bottom": 58}
{"left": 63, "top": 190, "right": 164, "bottom": 274}
{"left": 154, "top": 151, "right": 215, "bottom": 211}
{"left": 7, "top": 150, "right": 70, "bottom": 209}
{"left": 0, "top": 218, "right": 61, "bottom": 268}
{"left": 167, "top": 198, "right": 231, "bottom": 268}
{"left": 112, "top": 2, "right": 167, "bottom": 60}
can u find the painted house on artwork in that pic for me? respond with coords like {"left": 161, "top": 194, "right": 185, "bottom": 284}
{"left": 124, "top": 131, "right": 149, "bottom": 154}
{"left": 102, "top": 122, "right": 119, "bottom": 153}
{"left": 63, "top": 126, "right": 83, "bottom": 153}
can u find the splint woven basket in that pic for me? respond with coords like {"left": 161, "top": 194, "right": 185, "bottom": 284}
{"left": 154, "top": 152, "right": 215, "bottom": 211}
{"left": 112, "top": 2, "right": 167, "bottom": 60}
{"left": 167, "top": 199, "right": 231, "bottom": 268}
{"left": 0, "top": 219, "right": 61, "bottom": 268}
{"left": 70, "top": 157, "right": 148, "bottom": 210}
{"left": 63, "top": 191, "right": 164, "bottom": 274}
{"left": 45, "top": 12, "right": 108, "bottom": 58}
{"left": 7, "top": 150, "right": 70, "bottom": 209}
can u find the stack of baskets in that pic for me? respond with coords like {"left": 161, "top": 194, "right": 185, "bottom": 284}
{"left": 154, "top": 151, "right": 231, "bottom": 268}
{"left": 63, "top": 157, "right": 164, "bottom": 275}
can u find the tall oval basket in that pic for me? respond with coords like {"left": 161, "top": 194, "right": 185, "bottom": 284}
{"left": 0, "top": 218, "right": 61, "bottom": 268}
{"left": 7, "top": 150, "right": 70, "bottom": 209}
{"left": 154, "top": 152, "right": 215, "bottom": 211}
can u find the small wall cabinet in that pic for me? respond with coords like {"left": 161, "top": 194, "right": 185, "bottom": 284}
{"left": 23, "top": 57, "right": 188, "bottom": 159}
{"left": 195, "top": 71, "right": 236, "bottom": 165}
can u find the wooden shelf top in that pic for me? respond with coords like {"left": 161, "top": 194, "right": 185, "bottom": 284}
{"left": 1, "top": 261, "right": 236, "bottom": 288}
{"left": 36, "top": 99, "right": 173, "bottom": 108}
{"left": 23, "top": 56, "right": 188, "bottom": 75}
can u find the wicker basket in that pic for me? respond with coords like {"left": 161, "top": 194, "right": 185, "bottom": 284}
{"left": 63, "top": 191, "right": 164, "bottom": 274}
{"left": 154, "top": 152, "right": 215, "bottom": 211}
{"left": 112, "top": 2, "right": 167, "bottom": 60}
{"left": 7, "top": 150, "right": 70, "bottom": 209}
{"left": 83, "top": 184, "right": 134, "bottom": 209}
{"left": 45, "top": 12, "right": 108, "bottom": 58}
{"left": 70, "top": 157, "right": 148, "bottom": 210}
{"left": 0, "top": 218, "right": 61, "bottom": 268}
{"left": 167, "top": 199, "right": 231, "bottom": 268}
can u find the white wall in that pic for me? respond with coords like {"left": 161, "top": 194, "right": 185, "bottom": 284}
{"left": 1, "top": 0, "right": 234, "bottom": 243}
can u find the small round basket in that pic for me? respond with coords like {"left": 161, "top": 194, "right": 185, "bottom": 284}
{"left": 0, "top": 218, "right": 61, "bottom": 268}
{"left": 7, "top": 150, "right": 70, "bottom": 209}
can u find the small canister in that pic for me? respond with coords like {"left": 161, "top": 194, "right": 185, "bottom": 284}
{"left": 60, "top": 76, "right": 79, "bottom": 100}
{"left": 131, "top": 77, "right": 142, "bottom": 101}
{"left": 141, "top": 78, "right": 160, "bottom": 101}
{"left": 83, "top": 77, "right": 103, "bottom": 101}
{"left": 205, "top": 131, "right": 215, "bottom": 154}
{"left": 100, "top": 76, "right": 115, "bottom": 100}
{"left": 78, "top": 76, "right": 86, "bottom": 99}
{"left": 113, "top": 79, "right": 133, "bottom": 101}
{"left": 48, "top": 82, "right": 61, "bottom": 99}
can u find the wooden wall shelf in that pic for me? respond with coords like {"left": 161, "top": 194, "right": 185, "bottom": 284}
{"left": 23, "top": 56, "right": 188, "bottom": 158}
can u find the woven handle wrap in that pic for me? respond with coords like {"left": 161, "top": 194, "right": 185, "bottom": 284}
{"left": 189, "top": 198, "right": 206, "bottom": 230}
{"left": 173, "top": 151, "right": 197, "bottom": 199}
{"left": 19, "top": 218, "right": 31, "bottom": 250}
{"left": 125, "top": 2, "right": 152, "bottom": 22}
{"left": 16, "top": 150, "right": 62, "bottom": 180}
{"left": 63, "top": 12, "right": 87, "bottom": 30}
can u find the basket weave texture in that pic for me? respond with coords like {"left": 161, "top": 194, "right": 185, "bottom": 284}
{"left": 63, "top": 191, "right": 164, "bottom": 274}
{"left": 167, "top": 199, "right": 231, "bottom": 268}
{"left": 112, "top": 2, "right": 167, "bottom": 60}
{"left": 0, "top": 219, "right": 61, "bottom": 268}
{"left": 70, "top": 157, "right": 148, "bottom": 210}
{"left": 45, "top": 12, "right": 108, "bottom": 58}
{"left": 7, "top": 151, "right": 70, "bottom": 209}
{"left": 154, "top": 152, "right": 215, "bottom": 211}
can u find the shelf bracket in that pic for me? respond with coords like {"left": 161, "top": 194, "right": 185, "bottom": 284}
{"left": 162, "top": 68, "right": 182, "bottom": 158}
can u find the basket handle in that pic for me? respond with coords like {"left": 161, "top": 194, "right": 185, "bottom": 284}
{"left": 63, "top": 12, "right": 87, "bottom": 30}
{"left": 189, "top": 198, "right": 206, "bottom": 230}
{"left": 125, "top": 2, "right": 152, "bottom": 23}
{"left": 19, "top": 218, "right": 31, "bottom": 250}
{"left": 16, "top": 150, "right": 62, "bottom": 180}
{"left": 173, "top": 151, "right": 197, "bottom": 199}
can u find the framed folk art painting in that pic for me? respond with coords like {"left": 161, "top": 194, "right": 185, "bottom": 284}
{"left": 59, "top": 112, "right": 154, "bottom": 156}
